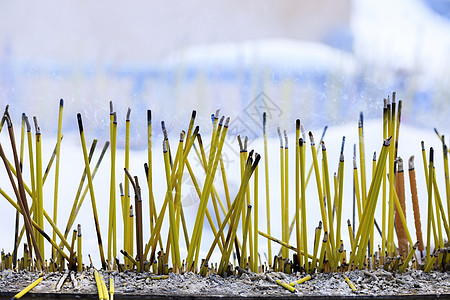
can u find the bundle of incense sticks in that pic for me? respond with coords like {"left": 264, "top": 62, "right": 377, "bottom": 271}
{"left": 0, "top": 93, "right": 449, "bottom": 277}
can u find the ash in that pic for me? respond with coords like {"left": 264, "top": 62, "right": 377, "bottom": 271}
{"left": 0, "top": 268, "right": 449, "bottom": 298}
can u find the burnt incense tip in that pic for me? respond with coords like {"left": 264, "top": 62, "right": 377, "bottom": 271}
{"left": 430, "top": 147, "right": 434, "bottom": 162}
{"left": 392, "top": 91, "right": 396, "bottom": 103}
{"left": 147, "top": 110, "right": 151, "bottom": 123}
{"left": 193, "top": 125, "right": 200, "bottom": 135}
{"left": 318, "top": 221, "right": 322, "bottom": 229}
{"left": 191, "top": 110, "right": 196, "bottom": 119}
{"left": 77, "top": 224, "right": 81, "bottom": 236}
{"left": 359, "top": 112, "right": 363, "bottom": 123}
{"left": 263, "top": 114, "right": 266, "bottom": 133}
{"left": 340, "top": 152, "right": 344, "bottom": 162}
{"left": 224, "top": 117, "right": 230, "bottom": 127}
{"left": 321, "top": 141, "right": 326, "bottom": 151}
{"left": 5, "top": 115, "right": 12, "bottom": 128}
{"left": 373, "top": 151, "right": 377, "bottom": 161}
{"left": 237, "top": 135, "right": 243, "bottom": 152}
{"left": 247, "top": 204, "right": 252, "bottom": 209}
{"left": 384, "top": 136, "right": 392, "bottom": 146}
{"left": 296, "top": 119, "right": 300, "bottom": 130}
{"left": 59, "top": 98, "right": 64, "bottom": 107}
{"left": 421, "top": 141, "right": 425, "bottom": 150}
{"left": 76, "top": 113, "right": 83, "bottom": 133}
{"left": 277, "top": 127, "right": 283, "bottom": 147}
{"left": 383, "top": 98, "right": 387, "bottom": 109}
{"left": 408, "top": 156, "right": 415, "bottom": 170}
{"left": 119, "top": 183, "right": 124, "bottom": 196}
{"left": 308, "top": 131, "right": 315, "bottom": 144}
{"left": 196, "top": 133, "right": 203, "bottom": 145}
{"left": 340, "top": 136, "right": 345, "bottom": 154}
{"left": 300, "top": 123, "right": 306, "bottom": 140}
{"left": 283, "top": 130, "right": 288, "bottom": 148}
{"left": 113, "top": 112, "right": 117, "bottom": 123}
{"left": 244, "top": 136, "right": 248, "bottom": 151}
{"left": 24, "top": 115, "right": 31, "bottom": 132}
{"left": 210, "top": 114, "right": 215, "bottom": 124}
{"left": 249, "top": 149, "right": 254, "bottom": 158}
{"left": 299, "top": 138, "right": 304, "bottom": 147}
{"left": 179, "top": 132, "right": 184, "bottom": 142}
{"left": 215, "top": 109, "right": 220, "bottom": 119}
{"left": 323, "top": 231, "right": 328, "bottom": 242}
{"left": 347, "top": 219, "right": 351, "bottom": 226}
{"left": 109, "top": 101, "right": 114, "bottom": 114}
{"left": 253, "top": 153, "right": 261, "bottom": 166}
{"left": 353, "top": 158, "right": 357, "bottom": 169}
{"left": 163, "top": 140, "right": 168, "bottom": 153}
{"left": 397, "top": 157, "right": 403, "bottom": 172}
{"left": 218, "top": 116, "right": 225, "bottom": 126}
{"left": 126, "top": 107, "right": 131, "bottom": 121}
{"left": 413, "top": 241, "right": 420, "bottom": 249}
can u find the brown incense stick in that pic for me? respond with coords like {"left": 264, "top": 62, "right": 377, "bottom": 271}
{"left": 408, "top": 156, "right": 424, "bottom": 254}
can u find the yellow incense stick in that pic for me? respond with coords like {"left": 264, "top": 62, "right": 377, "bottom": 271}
{"left": 77, "top": 224, "right": 82, "bottom": 272}
{"left": 12, "top": 276, "right": 43, "bottom": 299}
{"left": 263, "top": 112, "right": 272, "bottom": 267}
{"left": 52, "top": 99, "right": 64, "bottom": 259}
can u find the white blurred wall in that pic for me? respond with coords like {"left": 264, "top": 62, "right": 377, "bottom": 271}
{"left": 0, "top": 0, "right": 350, "bottom": 62}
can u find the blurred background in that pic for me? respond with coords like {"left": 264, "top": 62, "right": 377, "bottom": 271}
{"left": 1, "top": 0, "right": 449, "bottom": 138}
{"left": 0, "top": 0, "right": 450, "bottom": 266}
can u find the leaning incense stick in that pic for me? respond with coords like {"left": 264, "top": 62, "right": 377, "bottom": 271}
{"left": 240, "top": 205, "right": 252, "bottom": 269}
{"left": 77, "top": 113, "right": 106, "bottom": 269}
{"left": 322, "top": 141, "right": 335, "bottom": 249}
{"left": 442, "top": 139, "right": 450, "bottom": 236}
{"left": 12, "top": 275, "right": 44, "bottom": 299}
{"left": 0, "top": 144, "right": 40, "bottom": 268}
